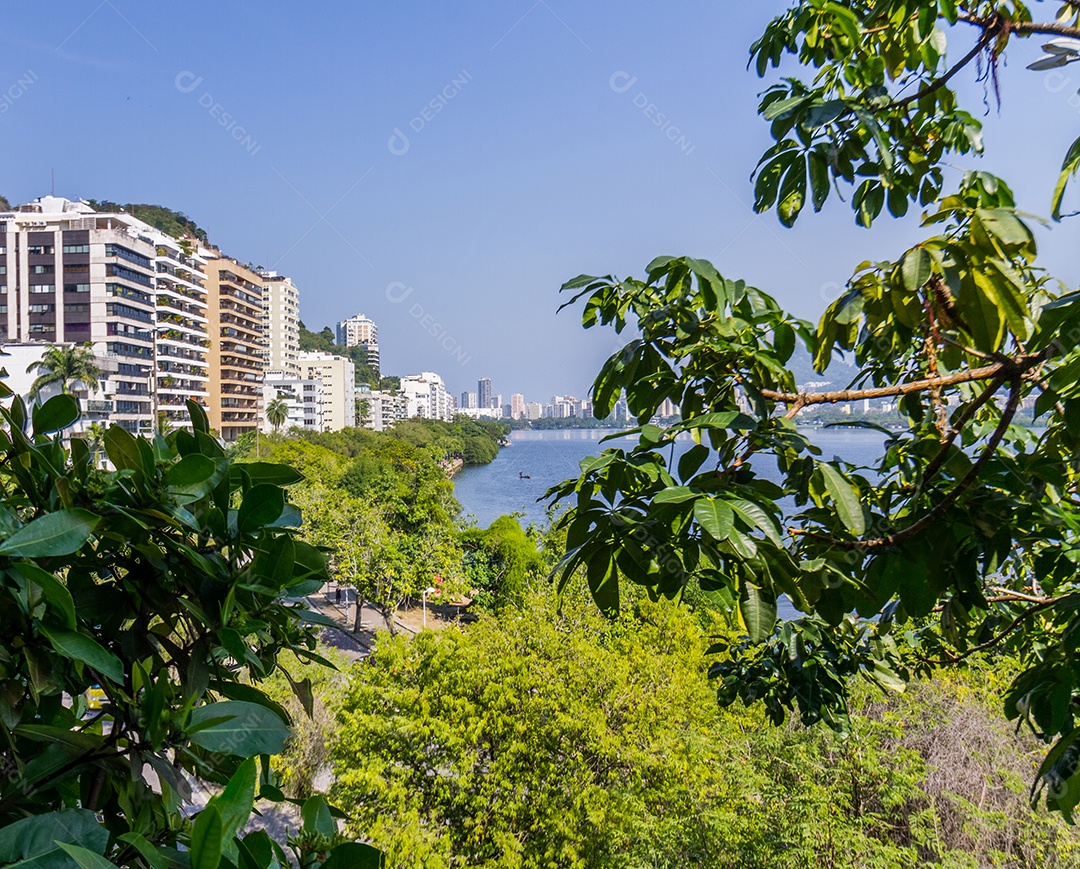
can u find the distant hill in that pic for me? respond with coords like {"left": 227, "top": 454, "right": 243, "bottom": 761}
{"left": 787, "top": 345, "right": 860, "bottom": 390}
{"left": 85, "top": 201, "right": 209, "bottom": 244}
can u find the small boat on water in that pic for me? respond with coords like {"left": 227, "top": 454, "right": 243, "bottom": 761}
{"left": 519, "top": 471, "right": 531, "bottom": 479}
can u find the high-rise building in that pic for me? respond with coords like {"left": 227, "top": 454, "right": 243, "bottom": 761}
{"left": 336, "top": 313, "right": 379, "bottom": 371}
{"left": 402, "top": 371, "right": 453, "bottom": 422}
{"left": 203, "top": 253, "right": 264, "bottom": 441}
{"left": 524, "top": 401, "right": 543, "bottom": 420}
{"left": 0, "top": 196, "right": 157, "bottom": 433}
{"left": 260, "top": 272, "right": 300, "bottom": 376}
{"left": 511, "top": 393, "right": 524, "bottom": 420}
{"left": 131, "top": 223, "right": 210, "bottom": 427}
{"left": 477, "top": 377, "right": 491, "bottom": 410}
{"left": 460, "top": 390, "right": 478, "bottom": 409}
{"left": 298, "top": 351, "right": 356, "bottom": 431}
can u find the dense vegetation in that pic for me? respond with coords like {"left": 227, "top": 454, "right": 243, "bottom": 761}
{"left": 299, "top": 322, "right": 385, "bottom": 389}
{"left": 550, "top": 0, "right": 1080, "bottom": 820}
{"left": 0, "top": 394, "right": 379, "bottom": 867}
{"left": 0, "top": 194, "right": 10, "bottom": 211}
{"left": 85, "top": 200, "right": 209, "bottom": 243}
{"left": 232, "top": 419, "right": 524, "bottom": 626}
{"left": 260, "top": 589, "right": 1080, "bottom": 868}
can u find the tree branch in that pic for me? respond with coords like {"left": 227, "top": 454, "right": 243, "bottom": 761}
{"left": 761, "top": 353, "right": 1046, "bottom": 407}
{"left": 825, "top": 377, "right": 1023, "bottom": 552}
{"left": 929, "top": 594, "right": 1066, "bottom": 664}
{"left": 887, "top": 21, "right": 999, "bottom": 110}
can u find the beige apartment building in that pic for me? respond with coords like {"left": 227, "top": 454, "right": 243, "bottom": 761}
{"left": 260, "top": 272, "right": 300, "bottom": 376}
{"left": 203, "top": 252, "right": 264, "bottom": 440}
{"left": 298, "top": 351, "right": 355, "bottom": 431}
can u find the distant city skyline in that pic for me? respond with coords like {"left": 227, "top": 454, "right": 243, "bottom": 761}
{"left": 3, "top": 3, "right": 1079, "bottom": 398}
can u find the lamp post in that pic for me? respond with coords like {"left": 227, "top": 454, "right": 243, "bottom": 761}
{"left": 422, "top": 586, "right": 436, "bottom": 628}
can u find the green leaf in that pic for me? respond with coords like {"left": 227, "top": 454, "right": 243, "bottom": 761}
{"left": 231, "top": 462, "right": 305, "bottom": 487}
{"left": 190, "top": 804, "right": 223, "bottom": 869}
{"left": 115, "top": 835, "right": 167, "bottom": 869}
{"left": 165, "top": 454, "right": 217, "bottom": 490}
{"left": 41, "top": 627, "right": 124, "bottom": 684}
{"left": 188, "top": 700, "right": 290, "bottom": 756}
{"left": 12, "top": 564, "right": 76, "bottom": 629}
{"left": 739, "top": 583, "right": 777, "bottom": 643}
{"left": 654, "top": 486, "right": 698, "bottom": 505}
{"left": 237, "top": 485, "right": 286, "bottom": 533}
{"left": 585, "top": 549, "right": 619, "bottom": 616}
{"left": 0, "top": 509, "right": 99, "bottom": 558}
{"left": 55, "top": 843, "right": 117, "bottom": 869}
{"left": 817, "top": 463, "right": 866, "bottom": 535}
{"left": 301, "top": 795, "right": 336, "bottom": 838}
{"left": 900, "top": 248, "right": 931, "bottom": 292}
{"left": 777, "top": 155, "right": 807, "bottom": 227}
{"left": 104, "top": 425, "right": 146, "bottom": 476}
{"left": 1052, "top": 135, "right": 1080, "bottom": 221}
{"left": 32, "top": 394, "right": 79, "bottom": 435}
{"left": 321, "top": 843, "right": 384, "bottom": 869}
{"left": 694, "top": 499, "right": 734, "bottom": 540}
{"left": 207, "top": 758, "right": 257, "bottom": 842}
{"left": 0, "top": 810, "right": 108, "bottom": 864}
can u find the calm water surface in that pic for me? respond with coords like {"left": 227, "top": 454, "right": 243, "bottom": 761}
{"left": 454, "top": 427, "right": 889, "bottom": 529}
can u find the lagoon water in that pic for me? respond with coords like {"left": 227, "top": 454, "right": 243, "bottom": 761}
{"left": 454, "top": 427, "right": 889, "bottom": 529}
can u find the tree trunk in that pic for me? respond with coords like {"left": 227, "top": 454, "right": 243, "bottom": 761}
{"left": 353, "top": 594, "right": 364, "bottom": 632}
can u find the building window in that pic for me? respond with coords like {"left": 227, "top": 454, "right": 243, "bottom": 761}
{"left": 28, "top": 304, "right": 55, "bottom": 313}
{"left": 62, "top": 244, "right": 90, "bottom": 254}
{"left": 67, "top": 322, "right": 91, "bottom": 332}
{"left": 31, "top": 265, "right": 54, "bottom": 274}
{"left": 63, "top": 303, "right": 89, "bottom": 313}
{"left": 104, "top": 244, "right": 151, "bottom": 269}
{"left": 29, "top": 285, "right": 55, "bottom": 294}
{"left": 64, "top": 284, "right": 91, "bottom": 293}
{"left": 0, "top": 266, "right": 5, "bottom": 275}
{"left": 26, "top": 245, "right": 54, "bottom": 255}
{"left": 28, "top": 324, "right": 54, "bottom": 333}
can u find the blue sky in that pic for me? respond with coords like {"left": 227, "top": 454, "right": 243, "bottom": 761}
{"left": 2, "top": 1, "right": 1078, "bottom": 400}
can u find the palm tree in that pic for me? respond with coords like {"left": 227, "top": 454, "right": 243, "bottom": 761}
{"left": 85, "top": 421, "right": 107, "bottom": 468}
{"left": 266, "top": 397, "right": 289, "bottom": 432}
{"left": 26, "top": 344, "right": 100, "bottom": 401}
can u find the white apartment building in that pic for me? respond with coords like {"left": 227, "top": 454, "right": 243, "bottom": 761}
{"left": 524, "top": 401, "right": 543, "bottom": 420}
{"left": 401, "top": 371, "right": 453, "bottom": 422}
{"left": 336, "top": 312, "right": 379, "bottom": 370}
{"left": 260, "top": 272, "right": 300, "bottom": 376}
{"left": 511, "top": 393, "right": 524, "bottom": 419}
{"left": 135, "top": 223, "right": 210, "bottom": 426}
{"left": 263, "top": 369, "right": 322, "bottom": 431}
{"left": 1, "top": 196, "right": 158, "bottom": 433}
{"left": 298, "top": 351, "right": 355, "bottom": 430}
{"left": 359, "top": 388, "right": 407, "bottom": 432}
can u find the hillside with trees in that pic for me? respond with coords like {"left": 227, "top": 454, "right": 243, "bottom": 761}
{"left": 85, "top": 200, "right": 210, "bottom": 243}
{"left": 299, "top": 322, "right": 385, "bottom": 389}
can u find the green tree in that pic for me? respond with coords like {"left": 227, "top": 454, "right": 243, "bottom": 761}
{"left": 331, "top": 590, "right": 1079, "bottom": 867}
{"left": 26, "top": 344, "right": 100, "bottom": 400}
{"left": 0, "top": 393, "right": 381, "bottom": 866}
{"left": 0, "top": 194, "right": 10, "bottom": 211}
{"left": 267, "top": 396, "right": 289, "bottom": 431}
{"left": 552, "top": 0, "right": 1080, "bottom": 818}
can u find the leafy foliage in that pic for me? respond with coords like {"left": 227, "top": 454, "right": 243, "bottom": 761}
{"left": 747, "top": 1, "right": 1080, "bottom": 227}
{"left": 298, "top": 323, "right": 381, "bottom": 386}
{"left": 331, "top": 591, "right": 1079, "bottom": 866}
{"left": 552, "top": 0, "right": 1080, "bottom": 819}
{"left": 0, "top": 390, "right": 380, "bottom": 866}
{"left": 25, "top": 344, "right": 100, "bottom": 401}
